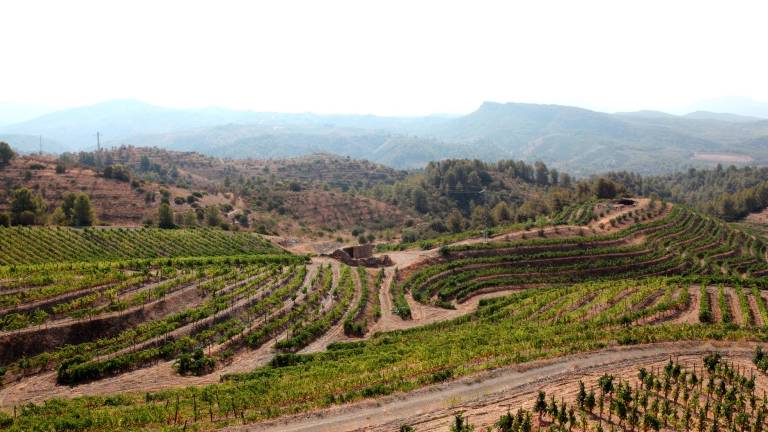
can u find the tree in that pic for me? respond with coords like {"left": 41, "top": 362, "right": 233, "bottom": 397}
{"left": 0, "top": 213, "right": 10, "bottom": 227}
{"left": 10, "top": 188, "right": 46, "bottom": 226}
{"left": 471, "top": 205, "right": 492, "bottom": 229}
{"left": 412, "top": 188, "right": 429, "bottom": 213}
{"left": 182, "top": 210, "right": 198, "bottom": 227}
{"left": 72, "top": 194, "right": 95, "bottom": 226}
{"left": 0, "top": 142, "right": 14, "bottom": 166}
{"left": 140, "top": 155, "right": 151, "bottom": 171}
{"left": 60, "top": 193, "right": 77, "bottom": 223}
{"left": 492, "top": 202, "right": 512, "bottom": 224}
{"left": 593, "top": 177, "right": 618, "bottom": 199}
{"left": 719, "top": 197, "right": 737, "bottom": 220}
{"left": 549, "top": 168, "right": 559, "bottom": 185}
{"left": 50, "top": 207, "right": 68, "bottom": 226}
{"left": 103, "top": 164, "right": 130, "bottom": 182}
{"left": 534, "top": 161, "right": 549, "bottom": 186}
{"left": 158, "top": 203, "right": 175, "bottom": 229}
{"left": 561, "top": 173, "right": 572, "bottom": 188}
{"left": 205, "top": 206, "right": 222, "bottom": 227}
{"left": 447, "top": 210, "right": 465, "bottom": 233}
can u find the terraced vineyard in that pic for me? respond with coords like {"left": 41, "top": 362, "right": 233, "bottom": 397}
{"left": 393, "top": 351, "right": 768, "bottom": 431}
{"left": 3, "top": 199, "right": 768, "bottom": 431}
{"left": 403, "top": 204, "right": 768, "bottom": 307}
{"left": 0, "top": 253, "right": 319, "bottom": 387}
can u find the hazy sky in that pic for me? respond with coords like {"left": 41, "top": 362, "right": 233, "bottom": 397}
{"left": 2, "top": 0, "right": 767, "bottom": 115}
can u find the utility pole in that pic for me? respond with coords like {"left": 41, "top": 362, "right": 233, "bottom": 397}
{"left": 38, "top": 135, "right": 42, "bottom": 155}
{"left": 96, "top": 131, "right": 101, "bottom": 151}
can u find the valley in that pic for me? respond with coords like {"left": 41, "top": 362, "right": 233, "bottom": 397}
{"left": 5, "top": 2, "right": 768, "bottom": 431}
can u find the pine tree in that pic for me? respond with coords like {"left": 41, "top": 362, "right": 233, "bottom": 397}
{"left": 158, "top": 203, "right": 175, "bottom": 229}
{"left": 73, "top": 193, "right": 95, "bottom": 227}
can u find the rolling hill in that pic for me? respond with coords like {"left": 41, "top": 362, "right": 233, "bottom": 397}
{"left": 4, "top": 99, "right": 768, "bottom": 174}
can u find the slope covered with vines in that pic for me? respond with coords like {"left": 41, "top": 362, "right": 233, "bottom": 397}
{"left": 0, "top": 226, "right": 280, "bottom": 265}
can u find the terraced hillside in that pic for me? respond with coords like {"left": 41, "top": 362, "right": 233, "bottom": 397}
{"left": 401, "top": 204, "right": 768, "bottom": 309}
{"left": 2, "top": 200, "right": 768, "bottom": 431}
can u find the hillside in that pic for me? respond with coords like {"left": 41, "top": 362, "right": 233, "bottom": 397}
{"left": 683, "top": 110, "right": 764, "bottom": 122}
{"left": 124, "top": 124, "right": 467, "bottom": 169}
{"left": 0, "top": 227, "right": 282, "bottom": 265}
{"left": 6, "top": 99, "right": 768, "bottom": 174}
{"left": 0, "top": 100, "right": 446, "bottom": 158}
{"left": 126, "top": 103, "right": 768, "bottom": 174}
{"left": 0, "top": 155, "right": 202, "bottom": 225}
{"left": 3, "top": 199, "right": 768, "bottom": 431}
{"left": 65, "top": 147, "right": 420, "bottom": 238}
{"left": 424, "top": 102, "right": 768, "bottom": 175}
{"left": 78, "top": 146, "right": 407, "bottom": 189}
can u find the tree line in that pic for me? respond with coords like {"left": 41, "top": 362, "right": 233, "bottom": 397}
{"left": 603, "top": 164, "right": 768, "bottom": 221}
{"left": 367, "top": 158, "right": 627, "bottom": 242}
{"left": 0, "top": 188, "right": 94, "bottom": 227}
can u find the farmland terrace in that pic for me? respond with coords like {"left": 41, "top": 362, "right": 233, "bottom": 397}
{"left": 2, "top": 200, "right": 768, "bottom": 431}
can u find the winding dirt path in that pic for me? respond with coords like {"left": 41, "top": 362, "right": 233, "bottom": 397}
{"left": 225, "top": 340, "right": 758, "bottom": 432}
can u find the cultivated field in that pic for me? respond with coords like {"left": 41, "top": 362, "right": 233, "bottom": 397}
{"left": 2, "top": 199, "right": 768, "bottom": 431}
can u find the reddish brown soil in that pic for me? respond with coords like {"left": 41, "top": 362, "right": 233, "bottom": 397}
{"left": 281, "top": 190, "right": 415, "bottom": 231}
{"left": 0, "top": 156, "right": 196, "bottom": 225}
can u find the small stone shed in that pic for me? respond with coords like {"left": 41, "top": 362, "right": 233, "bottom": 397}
{"left": 328, "top": 244, "right": 392, "bottom": 267}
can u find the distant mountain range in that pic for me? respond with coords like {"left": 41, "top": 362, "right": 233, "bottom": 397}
{"left": 684, "top": 96, "right": 768, "bottom": 119}
{"left": 1, "top": 99, "right": 768, "bottom": 175}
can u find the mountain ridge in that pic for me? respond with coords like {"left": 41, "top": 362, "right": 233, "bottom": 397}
{"left": 3, "top": 99, "right": 768, "bottom": 175}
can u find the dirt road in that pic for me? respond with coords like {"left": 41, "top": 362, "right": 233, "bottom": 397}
{"left": 226, "top": 340, "right": 759, "bottom": 432}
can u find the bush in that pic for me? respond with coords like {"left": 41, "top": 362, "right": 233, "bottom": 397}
{"left": 55, "top": 163, "right": 66, "bottom": 174}
{"left": 401, "top": 229, "right": 418, "bottom": 243}
{"left": 174, "top": 349, "right": 215, "bottom": 376}
{"left": 270, "top": 353, "right": 312, "bottom": 368}
{"left": 103, "top": 164, "right": 130, "bottom": 182}
{"left": 0, "top": 411, "right": 12, "bottom": 428}
{"left": 0, "top": 141, "right": 14, "bottom": 166}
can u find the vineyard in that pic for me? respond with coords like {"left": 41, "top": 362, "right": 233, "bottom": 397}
{"left": 0, "top": 227, "right": 281, "bottom": 265}
{"left": 392, "top": 350, "right": 768, "bottom": 431}
{"left": 402, "top": 203, "right": 768, "bottom": 307}
{"left": 3, "top": 198, "right": 768, "bottom": 431}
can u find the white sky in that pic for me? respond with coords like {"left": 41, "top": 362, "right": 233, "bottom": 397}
{"left": 1, "top": 0, "right": 767, "bottom": 116}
